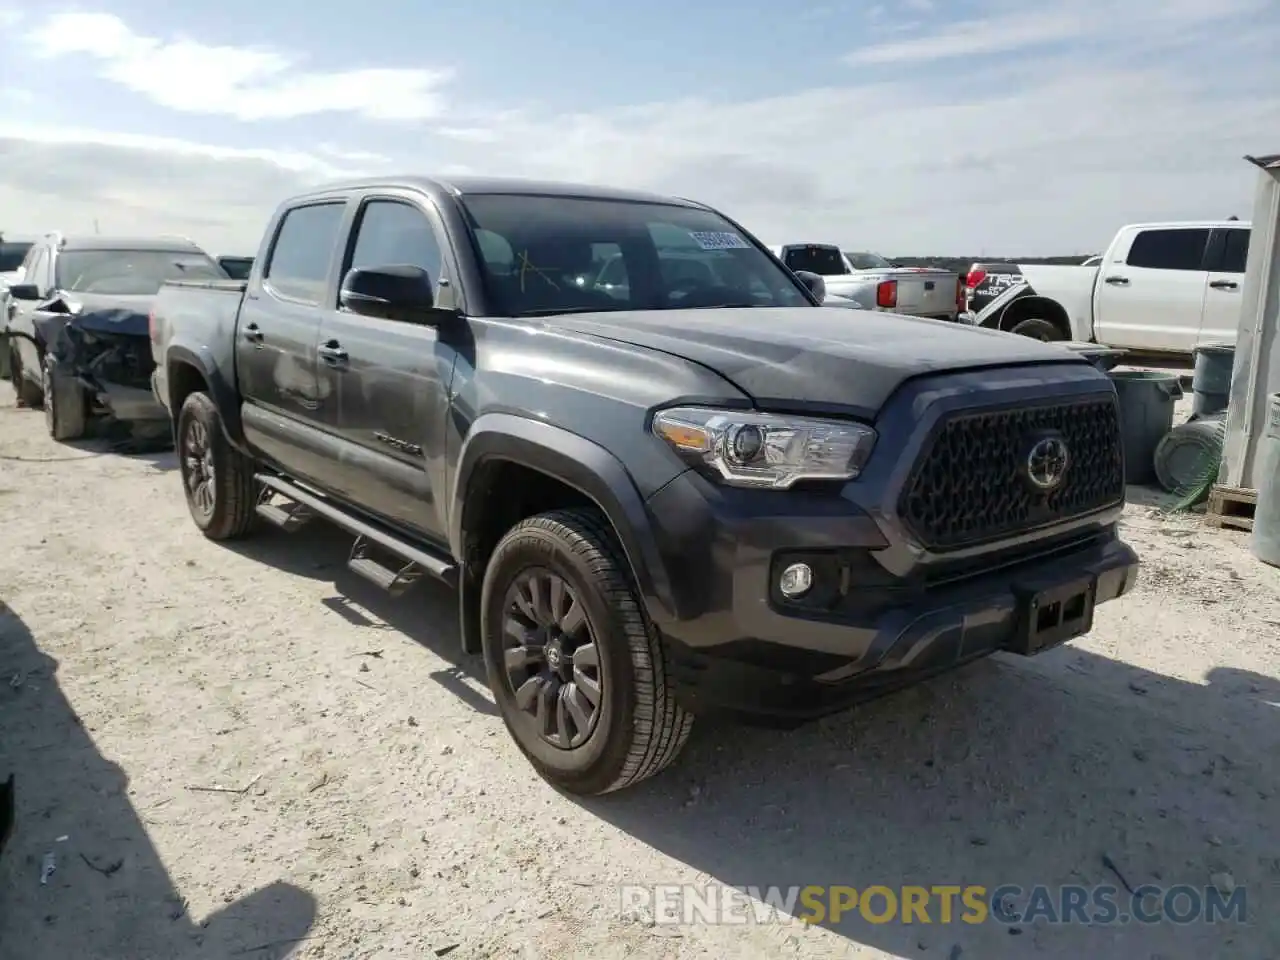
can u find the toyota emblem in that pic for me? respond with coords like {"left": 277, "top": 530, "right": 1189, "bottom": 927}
{"left": 1025, "top": 436, "right": 1070, "bottom": 491}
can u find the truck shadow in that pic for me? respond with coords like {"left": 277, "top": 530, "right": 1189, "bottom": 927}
{"left": 206, "top": 515, "right": 1278, "bottom": 956}
{"left": 219, "top": 522, "right": 496, "bottom": 717}
{"left": 0, "top": 600, "right": 317, "bottom": 960}
{"left": 581, "top": 648, "right": 1280, "bottom": 958}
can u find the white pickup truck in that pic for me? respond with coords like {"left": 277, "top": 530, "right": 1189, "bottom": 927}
{"left": 965, "top": 220, "right": 1250, "bottom": 353}
{"left": 769, "top": 243, "right": 962, "bottom": 321}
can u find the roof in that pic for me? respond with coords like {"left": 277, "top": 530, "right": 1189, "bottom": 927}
{"left": 1116, "top": 220, "right": 1251, "bottom": 230}
{"left": 1246, "top": 154, "right": 1280, "bottom": 170}
{"left": 55, "top": 234, "right": 206, "bottom": 252}
{"left": 299, "top": 174, "right": 707, "bottom": 208}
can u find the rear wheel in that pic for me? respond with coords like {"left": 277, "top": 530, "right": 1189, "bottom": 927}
{"left": 43, "top": 361, "right": 87, "bottom": 441}
{"left": 176, "top": 391, "right": 257, "bottom": 540}
{"left": 1009, "top": 317, "right": 1065, "bottom": 342}
{"left": 480, "top": 508, "right": 693, "bottom": 795}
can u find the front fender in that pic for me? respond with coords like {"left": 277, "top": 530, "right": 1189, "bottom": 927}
{"left": 450, "top": 413, "right": 679, "bottom": 626}
{"left": 166, "top": 344, "right": 249, "bottom": 451}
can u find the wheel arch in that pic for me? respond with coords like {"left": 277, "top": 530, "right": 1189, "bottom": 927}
{"left": 450, "top": 414, "right": 679, "bottom": 649}
{"left": 995, "top": 295, "right": 1072, "bottom": 339}
{"left": 166, "top": 346, "right": 248, "bottom": 451}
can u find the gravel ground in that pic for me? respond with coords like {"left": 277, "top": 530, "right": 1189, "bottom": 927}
{"left": 1, "top": 379, "right": 1278, "bottom": 960}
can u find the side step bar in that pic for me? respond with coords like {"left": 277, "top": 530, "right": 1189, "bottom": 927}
{"left": 255, "top": 487, "right": 314, "bottom": 532}
{"left": 254, "top": 474, "right": 458, "bottom": 591}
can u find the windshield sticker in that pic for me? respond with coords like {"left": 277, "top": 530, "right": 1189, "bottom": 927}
{"left": 689, "top": 231, "right": 750, "bottom": 251}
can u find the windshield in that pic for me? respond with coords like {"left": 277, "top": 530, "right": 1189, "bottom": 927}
{"left": 459, "top": 195, "right": 813, "bottom": 317}
{"left": 55, "top": 249, "right": 225, "bottom": 296}
{"left": 0, "top": 242, "right": 32, "bottom": 273}
{"left": 843, "top": 251, "right": 894, "bottom": 270}
{"left": 781, "top": 245, "right": 849, "bottom": 276}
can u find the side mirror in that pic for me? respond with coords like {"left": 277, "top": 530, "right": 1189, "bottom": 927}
{"left": 7, "top": 283, "right": 41, "bottom": 301}
{"left": 794, "top": 270, "right": 826, "bottom": 301}
{"left": 339, "top": 265, "right": 443, "bottom": 324}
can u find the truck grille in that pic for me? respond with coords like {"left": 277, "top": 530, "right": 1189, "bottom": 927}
{"left": 899, "top": 397, "right": 1125, "bottom": 550}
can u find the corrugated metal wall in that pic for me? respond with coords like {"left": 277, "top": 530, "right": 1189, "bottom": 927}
{"left": 1220, "top": 156, "right": 1280, "bottom": 490}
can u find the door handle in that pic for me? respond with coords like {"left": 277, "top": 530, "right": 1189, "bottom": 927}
{"left": 318, "top": 340, "right": 348, "bottom": 364}
{"left": 1104, "top": 276, "right": 1129, "bottom": 285}
{"left": 243, "top": 322, "right": 264, "bottom": 343}
{"left": 1209, "top": 279, "right": 1239, "bottom": 290}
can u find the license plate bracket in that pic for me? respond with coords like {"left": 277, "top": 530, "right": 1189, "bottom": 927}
{"left": 1009, "top": 577, "right": 1096, "bottom": 656}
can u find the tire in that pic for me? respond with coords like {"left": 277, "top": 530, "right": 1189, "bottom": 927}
{"left": 9, "top": 346, "right": 43, "bottom": 408}
{"left": 176, "top": 391, "right": 258, "bottom": 540}
{"left": 480, "top": 508, "right": 693, "bottom": 795}
{"left": 43, "top": 361, "right": 88, "bottom": 441}
{"left": 1009, "top": 317, "right": 1065, "bottom": 342}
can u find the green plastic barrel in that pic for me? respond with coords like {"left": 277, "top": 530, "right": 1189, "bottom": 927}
{"left": 1250, "top": 393, "right": 1280, "bottom": 568}
{"left": 1109, "top": 371, "right": 1183, "bottom": 485}
{"left": 1191, "top": 342, "right": 1236, "bottom": 417}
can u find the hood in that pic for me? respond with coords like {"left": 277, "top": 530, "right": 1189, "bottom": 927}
{"left": 549, "top": 306, "right": 1090, "bottom": 416}
{"left": 32, "top": 292, "right": 154, "bottom": 341}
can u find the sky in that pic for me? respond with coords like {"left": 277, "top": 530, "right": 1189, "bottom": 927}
{"left": 0, "top": 0, "right": 1275, "bottom": 258}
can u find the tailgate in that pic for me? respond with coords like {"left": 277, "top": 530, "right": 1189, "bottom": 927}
{"left": 894, "top": 271, "right": 958, "bottom": 315}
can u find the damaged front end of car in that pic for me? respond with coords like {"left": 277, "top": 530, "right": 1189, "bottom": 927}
{"left": 31, "top": 297, "right": 171, "bottom": 449}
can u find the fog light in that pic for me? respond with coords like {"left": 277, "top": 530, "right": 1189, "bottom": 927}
{"left": 779, "top": 562, "right": 814, "bottom": 599}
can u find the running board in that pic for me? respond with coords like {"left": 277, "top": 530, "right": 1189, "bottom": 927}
{"left": 349, "top": 536, "right": 423, "bottom": 597}
{"left": 255, "top": 488, "right": 314, "bottom": 532}
{"left": 254, "top": 474, "right": 457, "bottom": 589}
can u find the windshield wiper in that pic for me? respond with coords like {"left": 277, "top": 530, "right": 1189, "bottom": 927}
{"left": 514, "top": 307, "right": 618, "bottom": 317}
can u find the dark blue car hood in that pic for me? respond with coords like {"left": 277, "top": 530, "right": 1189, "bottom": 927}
{"left": 32, "top": 292, "right": 153, "bottom": 341}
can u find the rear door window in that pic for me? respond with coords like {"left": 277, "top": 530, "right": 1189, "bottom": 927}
{"left": 1125, "top": 228, "right": 1211, "bottom": 271}
{"left": 782, "top": 245, "right": 848, "bottom": 276}
{"left": 264, "top": 202, "right": 346, "bottom": 304}
{"left": 1218, "top": 228, "right": 1250, "bottom": 274}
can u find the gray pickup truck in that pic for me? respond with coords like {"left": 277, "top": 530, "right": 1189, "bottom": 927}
{"left": 150, "top": 176, "right": 1140, "bottom": 795}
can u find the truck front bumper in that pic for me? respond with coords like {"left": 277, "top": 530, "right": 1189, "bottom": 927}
{"left": 644, "top": 469, "right": 1139, "bottom": 723}
{"left": 95, "top": 383, "right": 170, "bottom": 424}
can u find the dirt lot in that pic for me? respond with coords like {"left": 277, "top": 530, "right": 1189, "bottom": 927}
{"left": 1, "top": 379, "right": 1278, "bottom": 960}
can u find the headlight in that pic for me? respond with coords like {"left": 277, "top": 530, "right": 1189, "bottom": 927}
{"left": 651, "top": 406, "right": 876, "bottom": 489}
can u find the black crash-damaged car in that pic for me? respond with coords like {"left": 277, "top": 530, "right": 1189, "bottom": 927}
{"left": 3, "top": 236, "right": 228, "bottom": 446}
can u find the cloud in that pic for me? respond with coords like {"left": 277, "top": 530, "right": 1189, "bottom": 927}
{"left": 24, "top": 13, "right": 453, "bottom": 121}
{"left": 0, "top": 2, "right": 1275, "bottom": 257}
{"left": 430, "top": 58, "right": 1277, "bottom": 254}
{"left": 846, "top": 0, "right": 1267, "bottom": 64}
{"left": 0, "top": 125, "right": 363, "bottom": 251}
{"left": 850, "top": 11, "right": 1087, "bottom": 62}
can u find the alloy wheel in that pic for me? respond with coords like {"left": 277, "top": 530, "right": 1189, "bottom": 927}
{"left": 501, "top": 568, "right": 603, "bottom": 749}
{"left": 182, "top": 418, "right": 217, "bottom": 518}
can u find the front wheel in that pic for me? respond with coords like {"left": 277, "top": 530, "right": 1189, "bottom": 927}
{"left": 176, "top": 391, "right": 258, "bottom": 540}
{"left": 9, "top": 346, "right": 43, "bottom": 408}
{"left": 43, "top": 361, "right": 87, "bottom": 441}
{"left": 480, "top": 508, "right": 693, "bottom": 795}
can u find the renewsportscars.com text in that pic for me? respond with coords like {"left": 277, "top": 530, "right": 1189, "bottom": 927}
{"left": 620, "top": 883, "right": 1246, "bottom": 927}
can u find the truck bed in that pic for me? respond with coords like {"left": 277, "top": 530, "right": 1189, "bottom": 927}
{"left": 149, "top": 279, "right": 248, "bottom": 415}
{"left": 827, "top": 267, "right": 959, "bottom": 320}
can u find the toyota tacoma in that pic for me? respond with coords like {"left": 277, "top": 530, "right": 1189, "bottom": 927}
{"left": 149, "top": 176, "right": 1140, "bottom": 796}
